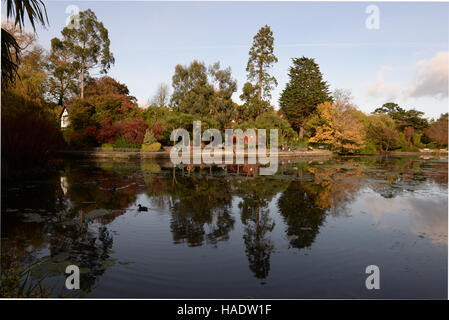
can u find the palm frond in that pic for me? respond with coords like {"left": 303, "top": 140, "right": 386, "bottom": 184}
{"left": 1, "top": 0, "right": 48, "bottom": 89}
{"left": 4, "top": 0, "right": 49, "bottom": 31}
{"left": 1, "top": 27, "right": 20, "bottom": 89}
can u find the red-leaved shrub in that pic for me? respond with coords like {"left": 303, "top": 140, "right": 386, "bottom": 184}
{"left": 97, "top": 117, "right": 118, "bottom": 144}
{"left": 84, "top": 126, "right": 97, "bottom": 137}
{"left": 151, "top": 121, "right": 165, "bottom": 141}
{"left": 121, "top": 118, "right": 148, "bottom": 144}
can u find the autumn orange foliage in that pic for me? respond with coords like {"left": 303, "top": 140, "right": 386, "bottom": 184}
{"left": 425, "top": 118, "right": 448, "bottom": 147}
{"left": 309, "top": 101, "right": 365, "bottom": 154}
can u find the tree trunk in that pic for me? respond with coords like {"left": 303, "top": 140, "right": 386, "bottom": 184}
{"left": 299, "top": 126, "right": 304, "bottom": 139}
{"left": 258, "top": 64, "right": 263, "bottom": 103}
{"left": 80, "top": 60, "right": 85, "bottom": 99}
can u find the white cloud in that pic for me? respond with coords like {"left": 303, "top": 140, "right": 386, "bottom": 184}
{"left": 366, "top": 66, "right": 402, "bottom": 101}
{"left": 366, "top": 51, "right": 449, "bottom": 104}
{"left": 360, "top": 194, "right": 447, "bottom": 245}
{"left": 408, "top": 51, "right": 448, "bottom": 99}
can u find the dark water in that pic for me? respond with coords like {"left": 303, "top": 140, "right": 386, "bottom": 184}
{"left": 1, "top": 156, "right": 447, "bottom": 298}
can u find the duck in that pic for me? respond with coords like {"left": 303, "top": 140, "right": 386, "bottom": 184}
{"left": 137, "top": 204, "right": 148, "bottom": 212}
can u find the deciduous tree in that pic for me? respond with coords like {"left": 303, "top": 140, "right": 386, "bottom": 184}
{"left": 171, "top": 60, "right": 236, "bottom": 129}
{"left": 309, "top": 101, "right": 364, "bottom": 154}
{"left": 45, "top": 37, "right": 78, "bottom": 105}
{"left": 96, "top": 116, "right": 118, "bottom": 144}
{"left": 404, "top": 126, "right": 414, "bottom": 147}
{"left": 121, "top": 118, "right": 148, "bottom": 144}
{"left": 425, "top": 114, "right": 448, "bottom": 147}
{"left": 151, "top": 82, "right": 170, "bottom": 107}
{"left": 366, "top": 114, "right": 400, "bottom": 152}
{"left": 55, "top": 9, "right": 114, "bottom": 98}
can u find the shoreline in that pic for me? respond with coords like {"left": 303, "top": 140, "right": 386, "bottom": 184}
{"left": 58, "top": 149, "right": 334, "bottom": 159}
{"left": 57, "top": 149, "right": 449, "bottom": 160}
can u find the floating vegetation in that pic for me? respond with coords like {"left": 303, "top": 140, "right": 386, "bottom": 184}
{"left": 84, "top": 209, "right": 113, "bottom": 219}
{"left": 22, "top": 213, "right": 47, "bottom": 223}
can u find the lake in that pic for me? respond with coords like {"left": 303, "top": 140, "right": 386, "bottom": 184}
{"left": 1, "top": 155, "right": 447, "bottom": 298}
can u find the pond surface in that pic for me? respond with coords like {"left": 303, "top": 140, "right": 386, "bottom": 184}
{"left": 1, "top": 156, "right": 447, "bottom": 298}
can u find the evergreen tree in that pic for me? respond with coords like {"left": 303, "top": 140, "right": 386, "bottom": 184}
{"left": 238, "top": 82, "right": 271, "bottom": 122}
{"left": 374, "top": 102, "right": 428, "bottom": 131}
{"left": 246, "top": 25, "right": 278, "bottom": 106}
{"left": 279, "top": 57, "right": 331, "bottom": 138}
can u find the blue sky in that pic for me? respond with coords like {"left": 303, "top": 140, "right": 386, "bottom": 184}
{"left": 4, "top": 1, "right": 448, "bottom": 118}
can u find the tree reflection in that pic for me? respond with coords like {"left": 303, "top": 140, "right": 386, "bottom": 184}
{"left": 305, "top": 160, "right": 363, "bottom": 216}
{"left": 3, "top": 156, "right": 447, "bottom": 295}
{"left": 242, "top": 207, "right": 274, "bottom": 280}
{"left": 236, "top": 177, "right": 286, "bottom": 280}
{"left": 278, "top": 180, "right": 326, "bottom": 249}
{"left": 168, "top": 174, "right": 235, "bottom": 247}
{"left": 1, "top": 162, "right": 141, "bottom": 295}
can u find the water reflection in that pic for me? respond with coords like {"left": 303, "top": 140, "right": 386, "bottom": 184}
{"left": 278, "top": 181, "right": 326, "bottom": 249}
{"left": 1, "top": 155, "right": 447, "bottom": 297}
{"left": 236, "top": 177, "right": 285, "bottom": 280}
{"left": 168, "top": 175, "right": 234, "bottom": 247}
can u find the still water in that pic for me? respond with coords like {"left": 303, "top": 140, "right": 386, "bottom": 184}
{"left": 1, "top": 156, "right": 447, "bottom": 298}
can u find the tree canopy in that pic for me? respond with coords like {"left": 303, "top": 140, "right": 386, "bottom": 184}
{"left": 279, "top": 57, "right": 331, "bottom": 138}
{"left": 171, "top": 60, "right": 237, "bottom": 129}
{"left": 374, "top": 102, "right": 428, "bottom": 131}
{"left": 365, "top": 113, "right": 400, "bottom": 152}
{"left": 425, "top": 114, "right": 448, "bottom": 147}
{"left": 54, "top": 9, "right": 115, "bottom": 98}
{"left": 45, "top": 37, "right": 78, "bottom": 105}
{"left": 246, "top": 25, "right": 278, "bottom": 104}
{"left": 308, "top": 101, "right": 365, "bottom": 154}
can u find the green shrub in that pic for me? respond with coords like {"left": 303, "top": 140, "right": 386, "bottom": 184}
{"left": 101, "top": 143, "right": 114, "bottom": 151}
{"left": 399, "top": 132, "right": 423, "bottom": 151}
{"left": 113, "top": 136, "right": 140, "bottom": 149}
{"left": 141, "top": 142, "right": 161, "bottom": 152}
{"left": 398, "top": 133, "right": 408, "bottom": 150}
{"left": 359, "top": 140, "right": 378, "bottom": 155}
{"left": 427, "top": 142, "right": 437, "bottom": 149}
{"left": 413, "top": 133, "right": 423, "bottom": 148}
{"left": 143, "top": 129, "right": 157, "bottom": 145}
{"left": 294, "top": 138, "right": 309, "bottom": 148}
{"left": 401, "top": 145, "right": 420, "bottom": 152}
